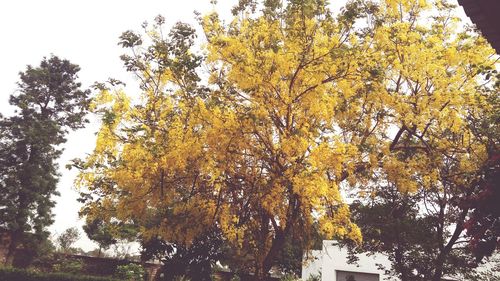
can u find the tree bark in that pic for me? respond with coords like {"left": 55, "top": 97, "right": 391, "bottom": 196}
{"left": 431, "top": 206, "right": 468, "bottom": 281}
{"left": 4, "top": 231, "right": 20, "bottom": 266}
{"left": 254, "top": 194, "right": 300, "bottom": 281}
{"left": 394, "top": 245, "right": 408, "bottom": 281}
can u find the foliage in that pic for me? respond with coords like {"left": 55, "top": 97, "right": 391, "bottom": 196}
{"left": 76, "top": 0, "right": 497, "bottom": 279}
{"left": 463, "top": 153, "right": 500, "bottom": 262}
{"left": 0, "top": 266, "right": 120, "bottom": 281}
{"left": 347, "top": 119, "right": 499, "bottom": 281}
{"left": 10, "top": 233, "right": 55, "bottom": 268}
{"left": 57, "top": 227, "right": 81, "bottom": 254}
{"left": 305, "top": 273, "right": 321, "bottom": 281}
{"left": 144, "top": 228, "right": 225, "bottom": 281}
{"left": 52, "top": 259, "right": 84, "bottom": 274}
{"left": 30, "top": 252, "right": 88, "bottom": 275}
{"left": 80, "top": 216, "right": 138, "bottom": 259}
{"left": 348, "top": 186, "right": 476, "bottom": 280}
{"left": 114, "top": 264, "right": 145, "bottom": 281}
{"left": 0, "top": 55, "right": 90, "bottom": 265}
{"left": 459, "top": 45, "right": 500, "bottom": 264}
{"left": 110, "top": 243, "right": 134, "bottom": 260}
{"left": 279, "top": 273, "right": 299, "bottom": 281}
{"left": 464, "top": 255, "right": 500, "bottom": 281}
{"left": 345, "top": 15, "right": 499, "bottom": 277}
{"left": 83, "top": 219, "right": 117, "bottom": 257}
{"left": 273, "top": 225, "right": 322, "bottom": 276}
{"left": 272, "top": 238, "right": 303, "bottom": 276}
{"left": 463, "top": 256, "right": 500, "bottom": 281}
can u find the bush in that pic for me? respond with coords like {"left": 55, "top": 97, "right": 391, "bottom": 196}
{"left": 306, "top": 273, "right": 321, "bottom": 281}
{"left": 114, "top": 264, "right": 145, "bottom": 281}
{"left": 0, "top": 266, "right": 120, "bottom": 281}
{"left": 52, "top": 259, "right": 84, "bottom": 274}
{"left": 280, "top": 274, "right": 299, "bottom": 281}
{"left": 229, "top": 275, "right": 240, "bottom": 281}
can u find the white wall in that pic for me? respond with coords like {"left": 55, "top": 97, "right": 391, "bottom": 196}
{"left": 302, "top": 250, "right": 323, "bottom": 280}
{"left": 302, "top": 240, "right": 398, "bottom": 281}
{"left": 303, "top": 240, "right": 496, "bottom": 281}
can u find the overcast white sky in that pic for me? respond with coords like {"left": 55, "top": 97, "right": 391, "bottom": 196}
{"left": 0, "top": 0, "right": 470, "bottom": 253}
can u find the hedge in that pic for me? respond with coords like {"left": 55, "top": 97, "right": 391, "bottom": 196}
{"left": 0, "top": 267, "right": 120, "bottom": 281}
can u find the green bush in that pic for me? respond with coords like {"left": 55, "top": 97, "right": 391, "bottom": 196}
{"left": 0, "top": 266, "right": 120, "bottom": 281}
{"left": 280, "top": 273, "right": 299, "bottom": 281}
{"left": 114, "top": 264, "right": 145, "bottom": 281}
{"left": 306, "top": 272, "right": 321, "bottom": 281}
{"left": 52, "top": 259, "right": 84, "bottom": 274}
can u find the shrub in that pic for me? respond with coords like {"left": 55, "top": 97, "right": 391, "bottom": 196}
{"left": 0, "top": 266, "right": 120, "bottom": 281}
{"left": 114, "top": 264, "right": 145, "bottom": 281}
{"left": 52, "top": 259, "right": 84, "bottom": 274}
{"left": 306, "top": 273, "right": 321, "bottom": 281}
{"left": 280, "top": 273, "right": 299, "bottom": 281}
{"left": 229, "top": 275, "right": 240, "bottom": 281}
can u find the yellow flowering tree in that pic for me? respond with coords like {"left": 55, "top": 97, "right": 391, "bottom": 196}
{"left": 342, "top": 1, "right": 498, "bottom": 280}
{"left": 76, "top": 0, "right": 497, "bottom": 279}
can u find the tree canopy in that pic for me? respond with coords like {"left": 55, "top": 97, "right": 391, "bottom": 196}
{"left": 76, "top": 0, "right": 498, "bottom": 279}
{"left": 57, "top": 227, "right": 80, "bottom": 254}
{"left": 0, "top": 56, "right": 90, "bottom": 265}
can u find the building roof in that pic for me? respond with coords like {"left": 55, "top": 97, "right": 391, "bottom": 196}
{"left": 458, "top": 0, "right": 500, "bottom": 53}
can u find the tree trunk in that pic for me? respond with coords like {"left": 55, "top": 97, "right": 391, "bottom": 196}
{"left": 255, "top": 215, "right": 291, "bottom": 280}
{"left": 254, "top": 265, "right": 268, "bottom": 281}
{"left": 4, "top": 147, "right": 33, "bottom": 266}
{"left": 254, "top": 212, "right": 272, "bottom": 281}
{"left": 431, "top": 202, "right": 468, "bottom": 281}
{"left": 432, "top": 262, "right": 444, "bottom": 281}
{"left": 253, "top": 193, "right": 300, "bottom": 281}
{"left": 394, "top": 245, "right": 408, "bottom": 281}
{"left": 4, "top": 231, "right": 20, "bottom": 266}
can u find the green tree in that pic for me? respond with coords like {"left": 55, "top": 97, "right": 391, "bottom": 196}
{"left": 348, "top": 187, "right": 463, "bottom": 281}
{"left": 115, "top": 264, "right": 145, "bottom": 281}
{"left": 339, "top": 1, "right": 500, "bottom": 280}
{"left": 57, "top": 227, "right": 81, "bottom": 254}
{"left": 0, "top": 56, "right": 90, "bottom": 265}
{"left": 464, "top": 255, "right": 500, "bottom": 281}
{"left": 463, "top": 152, "right": 500, "bottom": 262}
{"left": 462, "top": 75, "right": 500, "bottom": 262}
{"left": 141, "top": 228, "right": 225, "bottom": 281}
{"left": 347, "top": 115, "right": 499, "bottom": 281}
{"left": 83, "top": 218, "right": 117, "bottom": 257}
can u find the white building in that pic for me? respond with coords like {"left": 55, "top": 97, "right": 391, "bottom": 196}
{"left": 302, "top": 240, "right": 397, "bottom": 281}
{"left": 301, "top": 240, "right": 466, "bottom": 281}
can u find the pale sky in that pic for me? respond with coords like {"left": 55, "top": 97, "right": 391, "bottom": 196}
{"left": 0, "top": 0, "right": 469, "bottom": 253}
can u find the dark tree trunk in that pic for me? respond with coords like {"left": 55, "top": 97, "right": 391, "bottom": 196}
{"left": 394, "top": 245, "right": 409, "bottom": 281}
{"left": 432, "top": 261, "right": 444, "bottom": 281}
{"left": 254, "top": 194, "right": 300, "bottom": 281}
{"left": 254, "top": 212, "right": 272, "bottom": 281}
{"left": 4, "top": 231, "right": 20, "bottom": 266}
{"left": 431, "top": 204, "right": 468, "bottom": 281}
{"left": 5, "top": 189, "right": 28, "bottom": 266}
